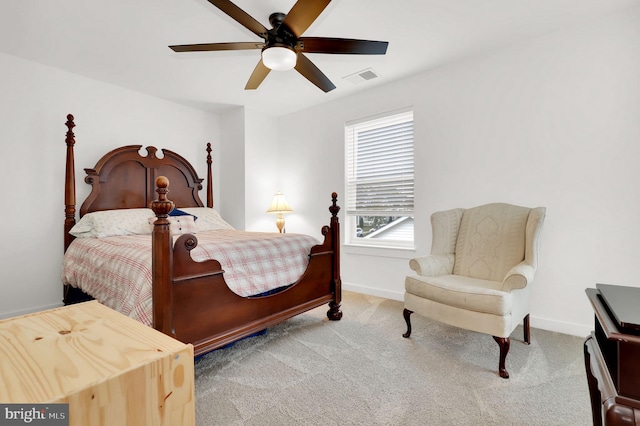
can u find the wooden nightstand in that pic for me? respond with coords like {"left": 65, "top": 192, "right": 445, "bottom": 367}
{"left": 0, "top": 301, "right": 194, "bottom": 426}
{"left": 584, "top": 284, "right": 640, "bottom": 425}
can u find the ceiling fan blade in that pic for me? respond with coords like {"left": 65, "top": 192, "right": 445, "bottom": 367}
{"left": 245, "top": 60, "right": 271, "bottom": 90}
{"left": 206, "top": 0, "right": 268, "bottom": 37}
{"left": 299, "top": 37, "right": 388, "bottom": 55}
{"left": 282, "top": 0, "right": 331, "bottom": 38}
{"left": 294, "top": 53, "right": 336, "bottom": 92}
{"left": 170, "top": 42, "right": 264, "bottom": 52}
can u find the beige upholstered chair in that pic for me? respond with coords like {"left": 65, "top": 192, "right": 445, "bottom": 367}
{"left": 403, "top": 203, "right": 546, "bottom": 378}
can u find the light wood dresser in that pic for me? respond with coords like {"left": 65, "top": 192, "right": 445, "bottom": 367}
{"left": 0, "top": 301, "right": 195, "bottom": 425}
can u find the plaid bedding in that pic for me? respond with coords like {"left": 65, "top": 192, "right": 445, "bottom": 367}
{"left": 62, "top": 230, "right": 319, "bottom": 326}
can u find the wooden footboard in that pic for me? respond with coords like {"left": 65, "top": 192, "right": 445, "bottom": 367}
{"left": 151, "top": 177, "right": 342, "bottom": 356}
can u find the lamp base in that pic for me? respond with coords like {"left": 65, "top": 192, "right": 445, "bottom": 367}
{"left": 275, "top": 214, "right": 285, "bottom": 233}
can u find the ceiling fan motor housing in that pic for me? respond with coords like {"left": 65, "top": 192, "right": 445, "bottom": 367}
{"left": 265, "top": 12, "right": 297, "bottom": 51}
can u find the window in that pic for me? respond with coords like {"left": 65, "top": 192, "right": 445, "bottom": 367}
{"left": 345, "top": 108, "right": 414, "bottom": 248}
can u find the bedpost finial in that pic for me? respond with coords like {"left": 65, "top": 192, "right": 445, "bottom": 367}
{"left": 156, "top": 175, "right": 169, "bottom": 189}
{"left": 65, "top": 114, "right": 76, "bottom": 146}
{"left": 152, "top": 176, "right": 174, "bottom": 217}
{"left": 65, "top": 114, "right": 75, "bottom": 131}
{"left": 65, "top": 114, "right": 75, "bottom": 129}
{"left": 206, "top": 143, "right": 212, "bottom": 164}
{"left": 329, "top": 192, "right": 340, "bottom": 217}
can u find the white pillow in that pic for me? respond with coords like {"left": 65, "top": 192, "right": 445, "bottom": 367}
{"left": 70, "top": 208, "right": 154, "bottom": 238}
{"left": 179, "top": 207, "right": 235, "bottom": 231}
{"left": 148, "top": 215, "right": 198, "bottom": 235}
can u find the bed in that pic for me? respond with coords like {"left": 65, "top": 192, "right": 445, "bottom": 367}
{"left": 62, "top": 114, "right": 342, "bottom": 356}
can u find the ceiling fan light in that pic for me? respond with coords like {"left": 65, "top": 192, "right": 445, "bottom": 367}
{"left": 262, "top": 46, "right": 297, "bottom": 71}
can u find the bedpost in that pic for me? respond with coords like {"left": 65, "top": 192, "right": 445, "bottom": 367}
{"left": 206, "top": 143, "right": 213, "bottom": 208}
{"left": 327, "top": 192, "right": 343, "bottom": 321}
{"left": 151, "top": 176, "right": 175, "bottom": 336}
{"left": 64, "top": 114, "right": 76, "bottom": 253}
{"left": 63, "top": 114, "right": 94, "bottom": 306}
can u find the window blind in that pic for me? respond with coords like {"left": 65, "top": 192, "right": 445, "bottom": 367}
{"left": 345, "top": 110, "right": 414, "bottom": 216}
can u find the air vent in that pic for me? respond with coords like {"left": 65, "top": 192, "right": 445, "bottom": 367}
{"left": 343, "top": 68, "right": 380, "bottom": 85}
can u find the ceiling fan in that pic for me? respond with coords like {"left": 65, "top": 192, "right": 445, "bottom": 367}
{"left": 169, "top": 0, "right": 389, "bottom": 92}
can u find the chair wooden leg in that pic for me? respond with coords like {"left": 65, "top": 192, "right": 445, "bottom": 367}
{"left": 493, "top": 336, "right": 511, "bottom": 379}
{"left": 523, "top": 314, "right": 531, "bottom": 345}
{"left": 402, "top": 308, "right": 413, "bottom": 338}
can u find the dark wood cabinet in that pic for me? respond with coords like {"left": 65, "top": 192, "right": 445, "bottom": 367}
{"left": 584, "top": 284, "right": 640, "bottom": 425}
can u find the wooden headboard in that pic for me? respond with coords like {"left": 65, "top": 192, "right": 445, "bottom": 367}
{"left": 64, "top": 114, "right": 213, "bottom": 251}
{"left": 80, "top": 145, "right": 205, "bottom": 215}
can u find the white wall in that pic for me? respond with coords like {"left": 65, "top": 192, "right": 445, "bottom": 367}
{"left": 217, "top": 107, "right": 279, "bottom": 231}
{"left": 0, "top": 52, "right": 220, "bottom": 319}
{"left": 218, "top": 108, "right": 245, "bottom": 229}
{"left": 244, "top": 107, "right": 280, "bottom": 232}
{"left": 273, "top": 7, "right": 640, "bottom": 336}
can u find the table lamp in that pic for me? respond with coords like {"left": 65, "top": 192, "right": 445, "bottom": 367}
{"left": 266, "top": 192, "right": 293, "bottom": 233}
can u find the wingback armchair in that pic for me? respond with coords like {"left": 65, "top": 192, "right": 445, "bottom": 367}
{"left": 403, "top": 203, "right": 546, "bottom": 378}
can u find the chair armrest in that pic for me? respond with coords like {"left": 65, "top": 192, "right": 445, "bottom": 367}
{"left": 409, "top": 254, "right": 455, "bottom": 277}
{"left": 502, "top": 262, "right": 535, "bottom": 291}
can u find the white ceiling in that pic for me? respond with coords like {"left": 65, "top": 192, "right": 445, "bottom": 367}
{"left": 1, "top": 0, "right": 638, "bottom": 116}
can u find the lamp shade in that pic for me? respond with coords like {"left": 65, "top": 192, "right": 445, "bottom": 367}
{"left": 266, "top": 192, "right": 293, "bottom": 214}
{"left": 262, "top": 46, "right": 297, "bottom": 71}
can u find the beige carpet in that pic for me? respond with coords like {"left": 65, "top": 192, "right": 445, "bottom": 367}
{"left": 194, "top": 291, "right": 591, "bottom": 425}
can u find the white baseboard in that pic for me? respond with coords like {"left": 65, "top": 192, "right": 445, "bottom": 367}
{"left": 531, "top": 316, "right": 591, "bottom": 338}
{"left": 0, "top": 302, "right": 64, "bottom": 320}
{"left": 343, "top": 282, "right": 404, "bottom": 302}
{"left": 342, "top": 281, "right": 592, "bottom": 338}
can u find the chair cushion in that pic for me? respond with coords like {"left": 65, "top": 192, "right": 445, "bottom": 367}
{"left": 453, "top": 203, "right": 530, "bottom": 282}
{"left": 405, "top": 274, "right": 512, "bottom": 316}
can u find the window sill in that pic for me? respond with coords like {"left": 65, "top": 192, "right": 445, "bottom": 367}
{"left": 343, "top": 243, "right": 416, "bottom": 259}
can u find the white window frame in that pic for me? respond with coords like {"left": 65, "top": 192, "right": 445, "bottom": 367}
{"left": 344, "top": 108, "right": 414, "bottom": 249}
